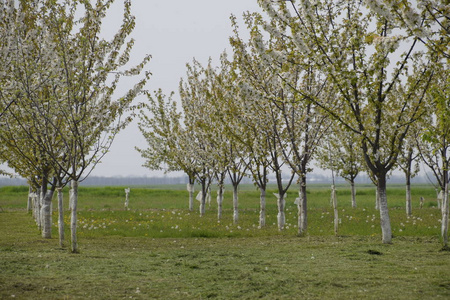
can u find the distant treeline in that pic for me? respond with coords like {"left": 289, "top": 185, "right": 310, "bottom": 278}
{"left": 0, "top": 173, "right": 435, "bottom": 187}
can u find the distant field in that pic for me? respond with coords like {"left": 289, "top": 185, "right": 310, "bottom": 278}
{"left": 1, "top": 184, "right": 449, "bottom": 299}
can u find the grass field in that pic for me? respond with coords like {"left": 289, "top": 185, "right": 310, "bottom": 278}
{"left": 1, "top": 183, "right": 449, "bottom": 299}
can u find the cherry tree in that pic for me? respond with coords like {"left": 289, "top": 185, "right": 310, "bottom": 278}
{"left": 231, "top": 14, "right": 319, "bottom": 231}
{"left": 137, "top": 90, "right": 198, "bottom": 211}
{"left": 0, "top": 0, "right": 150, "bottom": 252}
{"left": 206, "top": 53, "right": 252, "bottom": 223}
{"left": 417, "top": 63, "right": 449, "bottom": 247}
{"left": 179, "top": 59, "right": 217, "bottom": 217}
{"left": 398, "top": 128, "right": 421, "bottom": 217}
{"left": 256, "top": 0, "right": 434, "bottom": 243}
{"left": 221, "top": 72, "right": 272, "bottom": 227}
{"left": 231, "top": 9, "right": 332, "bottom": 234}
{"left": 0, "top": 0, "right": 68, "bottom": 240}
{"left": 318, "top": 125, "right": 363, "bottom": 208}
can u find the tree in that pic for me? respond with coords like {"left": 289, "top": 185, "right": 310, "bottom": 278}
{"left": 369, "top": 1, "right": 448, "bottom": 242}
{"left": 179, "top": 59, "right": 218, "bottom": 217}
{"left": 220, "top": 62, "right": 271, "bottom": 227}
{"left": 41, "top": 0, "right": 149, "bottom": 253}
{"left": 398, "top": 127, "right": 421, "bottom": 217}
{"left": 232, "top": 9, "right": 332, "bottom": 234}
{"left": 137, "top": 90, "right": 199, "bottom": 211}
{"left": 0, "top": 0, "right": 68, "bottom": 239}
{"left": 207, "top": 53, "right": 251, "bottom": 223}
{"left": 0, "top": 0, "right": 150, "bottom": 252}
{"left": 417, "top": 63, "right": 449, "bottom": 247}
{"left": 256, "top": 0, "right": 433, "bottom": 243}
{"left": 230, "top": 15, "right": 301, "bottom": 231}
{"left": 318, "top": 126, "right": 363, "bottom": 208}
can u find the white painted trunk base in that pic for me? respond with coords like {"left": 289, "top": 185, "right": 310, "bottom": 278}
{"left": 442, "top": 182, "right": 449, "bottom": 247}
{"left": 187, "top": 183, "right": 194, "bottom": 212}
{"left": 41, "top": 191, "right": 54, "bottom": 239}
{"left": 259, "top": 188, "right": 266, "bottom": 228}
{"left": 70, "top": 181, "right": 79, "bottom": 253}
{"left": 57, "top": 188, "right": 64, "bottom": 248}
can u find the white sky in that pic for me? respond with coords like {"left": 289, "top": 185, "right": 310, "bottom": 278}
{"left": 92, "top": 1, "right": 262, "bottom": 177}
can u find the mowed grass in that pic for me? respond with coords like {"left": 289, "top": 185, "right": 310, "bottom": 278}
{"left": 0, "top": 183, "right": 449, "bottom": 299}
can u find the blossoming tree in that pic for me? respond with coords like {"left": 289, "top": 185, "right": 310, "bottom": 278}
{"left": 0, "top": 0, "right": 150, "bottom": 252}
{"left": 137, "top": 90, "right": 198, "bottom": 211}
{"left": 317, "top": 125, "right": 363, "bottom": 208}
{"left": 417, "top": 63, "right": 449, "bottom": 247}
{"left": 231, "top": 9, "right": 332, "bottom": 234}
{"left": 255, "top": 0, "right": 434, "bottom": 243}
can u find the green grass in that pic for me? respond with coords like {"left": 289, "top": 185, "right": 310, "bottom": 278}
{"left": 0, "top": 184, "right": 449, "bottom": 299}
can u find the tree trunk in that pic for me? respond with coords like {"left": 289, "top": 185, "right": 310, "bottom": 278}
{"left": 377, "top": 175, "right": 392, "bottom": 244}
{"left": 276, "top": 193, "right": 285, "bottom": 231}
{"left": 27, "top": 185, "right": 32, "bottom": 213}
{"left": 436, "top": 188, "right": 442, "bottom": 210}
{"left": 442, "top": 180, "right": 449, "bottom": 247}
{"left": 332, "top": 185, "right": 338, "bottom": 236}
{"left": 217, "top": 184, "right": 224, "bottom": 220}
{"left": 70, "top": 180, "right": 79, "bottom": 253}
{"left": 199, "top": 180, "right": 207, "bottom": 217}
{"left": 206, "top": 187, "right": 211, "bottom": 208}
{"left": 36, "top": 188, "right": 42, "bottom": 230}
{"left": 298, "top": 176, "right": 308, "bottom": 235}
{"left": 259, "top": 187, "right": 266, "bottom": 228}
{"left": 375, "top": 189, "right": 380, "bottom": 211}
{"left": 34, "top": 192, "right": 39, "bottom": 227}
{"left": 442, "top": 156, "right": 449, "bottom": 247}
{"left": 187, "top": 183, "right": 194, "bottom": 212}
{"left": 350, "top": 180, "right": 357, "bottom": 208}
{"left": 31, "top": 192, "right": 37, "bottom": 220}
{"left": 31, "top": 193, "right": 35, "bottom": 218}
{"left": 406, "top": 179, "right": 412, "bottom": 217}
{"left": 233, "top": 183, "right": 239, "bottom": 224}
{"left": 124, "top": 188, "right": 130, "bottom": 210}
{"left": 41, "top": 190, "right": 54, "bottom": 239}
{"left": 439, "top": 189, "right": 445, "bottom": 214}
{"left": 57, "top": 187, "right": 64, "bottom": 248}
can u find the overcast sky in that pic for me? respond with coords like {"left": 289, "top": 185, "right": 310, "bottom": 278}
{"left": 91, "top": 1, "right": 263, "bottom": 177}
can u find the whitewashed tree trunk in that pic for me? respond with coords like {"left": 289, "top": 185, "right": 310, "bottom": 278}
{"left": 295, "top": 191, "right": 302, "bottom": 233}
{"left": 259, "top": 187, "right": 266, "bottom": 227}
{"left": 438, "top": 189, "right": 444, "bottom": 213}
{"left": 40, "top": 190, "right": 45, "bottom": 232}
{"left": 206, "top": 187, "right": 211, "bottom": 208}
{"left": 375, "top": 189, "right": 380, "bottom": 211}
{"left": 27, "top": 186, "right": 32, "bottom": 213}
{"left": 332, "top": 185, "right": 338, "bottom": 236}
{"left": 41, "top": 190, "right": 54, "bottom": 239}
{"left": 435, "top": 189, "right": 440, "bottom": 209}
{"left": 350, "top": 180, "right": 357, "bottom": 208}
{"left": 34, "top": 192, "right": 39, "bottom": 226}
{"left": 31, "top": 193, "right": 36, "bottom": 219}
{"left": 233, "top": 184, "right": 239, "bottom": 224}
{"left": 35, "top": 188, "right": 42, "bottom": 230}
{"left": 298, "top": 178, "right": 308, "bottom": 235}
{"left": 124, "top": 188, "right": 130, "bottom": 210}
{"left": 377, "top": 177, "right": 392, "bottom": 244}
{"left": 187, "top": 183, "right": 194, "bottom": 212}
{"left": 442, "top": 181, "right": 449, "bottom": 247}
{"left": 275, "top": 193, "right": 285, "bottom": 231}
{"left": 406, "top": 184, "right": 412, "bottom": 217}
{"left": 217, "top": 184, "right": 224, "bottom": 220}
{"left": 199, "top": 181, "right": 207, "bottom": 217}
{"left": 70, "top": 180, "right": 79, "bottom": 253}
{"left": 57, "top": 187, "right": 64, "bottom": 248}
